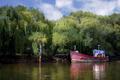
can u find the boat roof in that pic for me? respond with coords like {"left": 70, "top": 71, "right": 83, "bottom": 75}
{"left": 93, "top": 49, "right": 105, "bottom": 54}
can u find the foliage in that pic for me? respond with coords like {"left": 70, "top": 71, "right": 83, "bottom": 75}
{"left": 53, "top": 11, "right": 120, "bottom": 55}
{"left": 0, "top": 6, "right": 49, "bottom": 56}
{"left": 0, "top": 6, "right": 120, "bottom": 57}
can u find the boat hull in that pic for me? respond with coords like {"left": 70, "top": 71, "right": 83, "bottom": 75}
{"left": 70, "top": 51, "right": 109, "bottom": 62}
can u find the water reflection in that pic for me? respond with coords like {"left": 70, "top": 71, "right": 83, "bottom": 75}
{"left": 0, "top": 62, "right": 120, "bottom": 80}
{"left": 93, "top": 63, "right": 106, "bottom": 80}
{"left": 0, "top": 63, "right": 42, "bottom": 80}
{"left": 70, "top": 63, "right": 107, "bottom": 80}
{"left": 41, "top": 63, "right": 71, "bottom": 80}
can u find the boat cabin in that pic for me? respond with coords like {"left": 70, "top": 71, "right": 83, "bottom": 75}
{"left": 93, "top": 49, "right": 105, "bottom": 58}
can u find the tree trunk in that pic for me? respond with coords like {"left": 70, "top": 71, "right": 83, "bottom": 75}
{"left": 39, "top": 43, "right": 42, "bottom": 63}
{"left": 39, "top": 43, "right": 42, "bottom": 56}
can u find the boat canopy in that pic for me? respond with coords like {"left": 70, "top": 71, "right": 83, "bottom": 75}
{"left": 93, "top": 49, "right": 105, "bottom": 57}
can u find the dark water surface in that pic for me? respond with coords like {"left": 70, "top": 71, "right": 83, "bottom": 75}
{"left": 0, "top": 62, "right": 120, "bottom": 80}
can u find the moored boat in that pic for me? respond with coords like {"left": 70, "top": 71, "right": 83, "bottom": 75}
{"left": 70, "top": 49, "right": 109, "bottom": 62}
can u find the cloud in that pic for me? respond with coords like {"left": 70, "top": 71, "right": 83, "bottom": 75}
{"left": 56, "top": 0, "right": 73, "bottom": 8}
{"left": 55, "top": 0, "right": 77, "bottom": 15}
{"left": 82, "top": 0, "right": 117, "bottom": 15}
{"left": 39, "top": 3, "right": 63, "bottom": 21}
{"left": 1, "top": 0, "right": 120, "bottom": 20}
{"left": 117, "top": 0, "right": 120, "bottom": 7}
{"left": 55, "top": 0, "right": 120, "bottom": 16}
{"left": 40, "top": 0, "right": 120, "bottom": 20}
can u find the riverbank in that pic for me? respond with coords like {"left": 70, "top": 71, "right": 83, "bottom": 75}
{"left": 109, "top": 56, "right": 120, "bottom": 61}
{"left": 0, "top": 55, "right": 39, "bottom": 64}
{"left": 0, "top": 55, "right": 120, "bottom": 64}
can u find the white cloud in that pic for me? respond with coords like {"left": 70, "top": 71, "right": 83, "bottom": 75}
{"left": 40, "top": 3, "right": 63, "bottom": 21}
{"left": 55, "top": 0, "right": 120, "bottom": 16}
{"left": 55, "top": 0, "right": 77, "bottom": 13}
{"left": 117, "top": 0, "right": 120, "bottom": 7}
{"left": 81, "top": 0, "right": 117, "bottom": 15}
{"left": 56, "top": 0, "right": 73, "bottom": 8}
{"left": 38, "top": 0, "right": 120, "bottom": 20}
{"left": 1, "top": 0, "right": 120, "bottom": 21}
{"left": 55, "top": 0, "right": 118, "bottom": 16}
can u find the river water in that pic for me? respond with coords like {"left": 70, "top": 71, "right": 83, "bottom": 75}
{"left": 0, "top": 62, "right": 120, "bottom": 80}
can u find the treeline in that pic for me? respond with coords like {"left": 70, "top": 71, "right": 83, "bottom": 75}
{"left": 0, "top": 6, "right": 120, "bottom": 57}
{"left": 0, "top": 6, "right": 52, "bottom": 56}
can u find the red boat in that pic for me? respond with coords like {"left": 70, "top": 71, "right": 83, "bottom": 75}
{"left": 70, "top": 50, "right": 109, "bottom": 62}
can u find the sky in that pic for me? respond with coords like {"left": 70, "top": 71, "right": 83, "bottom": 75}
{"left": 0, "top": 0, "right": 120, "bottom": 21}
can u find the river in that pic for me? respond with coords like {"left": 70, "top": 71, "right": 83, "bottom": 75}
{"left": 0, "top": 62, "right": 120, "bottom": 80}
